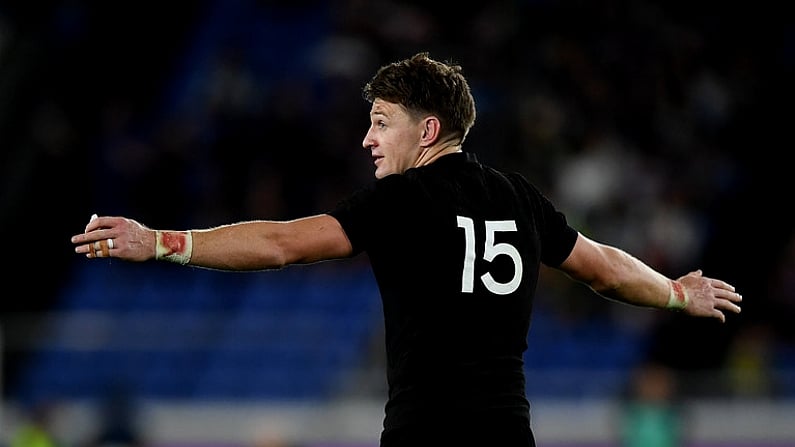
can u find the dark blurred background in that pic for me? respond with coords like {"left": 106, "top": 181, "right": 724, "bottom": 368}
{"left": 1, "top": 0, "right": 793, "bottom": 445}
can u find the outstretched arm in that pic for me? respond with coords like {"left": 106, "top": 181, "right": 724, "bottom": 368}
{"left": 70, "top": 214, "right": 354, "bottom": 271}
{"left": 557, "top": 233, "right": 742, "bottom": 322}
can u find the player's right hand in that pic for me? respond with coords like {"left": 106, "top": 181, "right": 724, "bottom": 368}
{"left": 71, "top": 214, "right": 156, "bottom": 262}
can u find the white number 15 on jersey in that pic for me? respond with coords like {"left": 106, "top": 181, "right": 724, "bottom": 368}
{"left": 457, "top": 216, "right": 523, "bottom": 295}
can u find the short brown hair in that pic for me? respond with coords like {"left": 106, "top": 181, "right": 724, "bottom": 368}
{"left": 363, "top": 52, "right": 477, "bottom": 144}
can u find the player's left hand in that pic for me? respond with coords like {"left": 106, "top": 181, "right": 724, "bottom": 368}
{"left": 679, "top": 269, "right": 742, "bottom": 322}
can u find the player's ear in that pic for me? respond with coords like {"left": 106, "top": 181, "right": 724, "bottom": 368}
{"left": 420, "top": 116, "right": 441, "bottom": 147}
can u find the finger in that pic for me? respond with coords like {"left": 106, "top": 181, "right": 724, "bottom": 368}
{"left": 88, "top": 239, "right": 113, "bottom": 258}
{"left": 74, "top": 243, "right": 93, "bottom": 257}
{"left": 83, "top": 215, "right": 109, "bottom": 258}
{"left": 91, "top": 240, "right": 105, "bottom": 258}
{"left": 709, "top": 277, "right": 736, "bottom": 292}
{"left": 715, "top": 288, "right": 742, "bottom": 303}
{"left": 716, "top": 299, "right": 742, "bottom": 314}
{"left": 71, "top": 233, "right": 93, "bottom": 244}
{"left": 85, "top": 213, "right": 99, "bottom": 232}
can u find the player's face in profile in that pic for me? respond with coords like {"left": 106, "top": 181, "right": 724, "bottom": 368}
{"left": 363, "top": 98, "right": 423, "bottom": 179}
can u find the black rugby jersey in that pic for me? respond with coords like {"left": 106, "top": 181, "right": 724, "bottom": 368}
{"left": 329, "top": 152, "right": 578, "bottom": 435}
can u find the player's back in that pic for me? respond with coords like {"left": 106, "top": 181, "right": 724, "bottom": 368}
{"left": 369, "top": 153, "right": 555, "bottom": 420}
{"left": 330, "top": 151, "right": 577, "bottom": 438}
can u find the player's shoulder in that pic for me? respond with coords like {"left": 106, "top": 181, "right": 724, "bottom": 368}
{"left": 480, "top": 162, "right": 539, "bottom": 194}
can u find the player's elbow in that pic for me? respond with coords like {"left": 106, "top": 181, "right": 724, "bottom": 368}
{"left": 589, "top": 275, "right": 622, "bottom": 297}
{"left": 264, "top": 241, "right": 292, "bottom": 269}
{"left": 238, "top": 234, "right": 291, "bottom": 270}
{"left": 562, "top": 238, "right": 625, "bottom": 295}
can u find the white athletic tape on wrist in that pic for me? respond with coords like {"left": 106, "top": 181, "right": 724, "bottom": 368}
{"left": 666, "top": 280, "right": 689, "bottom": 310}
{"left": 155, "top": 230, "right": 193, "bottom": 265}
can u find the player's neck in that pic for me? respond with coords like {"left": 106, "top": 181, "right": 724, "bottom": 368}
{"left": 415, "top": 143, "right": 462, "bottom": 168}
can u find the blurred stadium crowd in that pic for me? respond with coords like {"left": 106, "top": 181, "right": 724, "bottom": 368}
{"left": 0, "top": 0, "right": 794, "bottom": 444}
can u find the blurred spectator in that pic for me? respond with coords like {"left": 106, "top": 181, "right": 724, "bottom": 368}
{"left": 83, "top": 384, "right": 144, "bottom": 447}
{"left": 10, "top": 402, "right": 61, "bottom": 447}
{"left": 619, "top": 362, "right": 684, "bottom": 447}
{"left": 769, "top": 232, "right": 795, "bottom": 344}
{"left": 726, "top": 323, "right": 774, "bottom": 398}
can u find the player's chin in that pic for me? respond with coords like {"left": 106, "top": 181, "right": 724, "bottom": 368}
{"left": 374, "top": 164, "right": 390, "bottom": 179}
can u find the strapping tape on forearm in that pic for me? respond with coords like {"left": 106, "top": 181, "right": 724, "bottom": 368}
{"left": 155, "top": 230, "right": 193, "bottom": 265}
{"left": 666, "top": 280, "right": 689, "bottom": 310}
